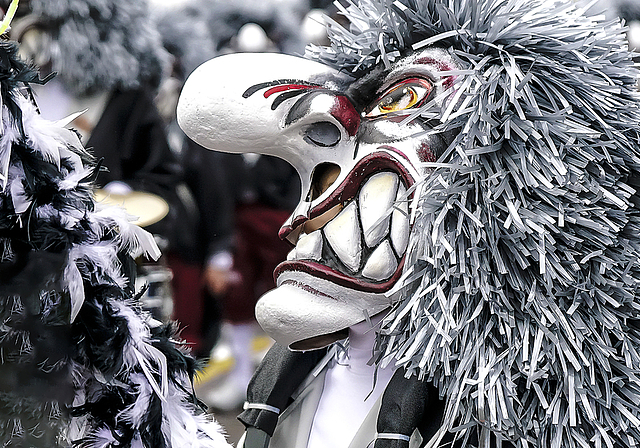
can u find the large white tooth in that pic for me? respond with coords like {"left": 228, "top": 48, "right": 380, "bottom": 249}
{"left": 287, "top": 248, "right": 297, "bottom": 260}
{"left": 362, "top": 240, "right": 398, "bottom": 281}
{"left": 391, "top": 183, "right": 409, "bottom": 255}
{"left": 296, "top": 230, "right": 323, "bottom": 261}
{"left": 324, "top": 201, "right": 361, "bottom": 272}
{"left": 359, "top": 172, "right": 398, "bottom": 248}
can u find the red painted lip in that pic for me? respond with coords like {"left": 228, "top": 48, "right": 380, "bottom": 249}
{"left": 279, "top": 150, "right": 415, "bottom": 240}
{"left": 279, "top": 278, "right": 337, "bottom": 300}
{"left": 275, "top": 257, "right": 406, "bottom": 293}
{"left": 276, "top": 149, "right": 414, "bottom": 293}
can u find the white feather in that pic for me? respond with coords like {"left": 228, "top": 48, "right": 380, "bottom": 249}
{"left": 58, "top": 165, "right": 94, "bottom": 191}
{"left": 64, "top": 257, "right": 85, "bottom": 323}
{"left": 0, "top": 106, "right": 20, "bottom": 190}
{"left": 131, "top": 435, "right": 145, "bottom": 448}
{"left": 88, "top": 427, "right": 118, "bottom": 448}
{"left": 162, "top": 372, "right": 231, "bottom": 448}
{"left": 112, "top": 301, "right": 168, "bottom": 400}
{"left": 58, "top": 142, "right": 86, "bottom": 174}
{"left": 55, "top": 109, "right": 88, "bottom": 128}
{"left": 19, "top": 97, "right": 63, "bottom": 168}
{"left": 128, "top": 224, "right": 162, "bottom": 261}
{"left": 120, "top": 368, "right": 231, "bottom": 448}
{"left": 132, "top": 346, "right": 167, "bottom": 400}
{"left": 8, "top": 162, "right": 31, "bottom": 214}
{"left": 89, "top": 206, "right": 161, "bottom": 260}
{"left": 119, "top": 372, "right": 153, "bottom": 428}
{"left": 36, "top": 203, "right": 84, "bottom": 229}
{"left": 68, "top": 243, "right": 128, "bottom": 289}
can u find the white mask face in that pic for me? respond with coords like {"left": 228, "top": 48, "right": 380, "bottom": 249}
{"left": 178, "top": 49, "right": 458, "bottom": 349}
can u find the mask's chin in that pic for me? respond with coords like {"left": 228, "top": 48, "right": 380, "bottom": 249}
{"left": 289, "top": 331, "right": 349, "bottom": 351}
{"left": 255, "top": 271, "right": 395, "bottom": 350}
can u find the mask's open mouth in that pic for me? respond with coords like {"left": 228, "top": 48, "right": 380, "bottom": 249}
{"left": 276, "top": 152, "right": 414, "bottom": 292}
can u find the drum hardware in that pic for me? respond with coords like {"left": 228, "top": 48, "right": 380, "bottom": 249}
{"left": 135, "top": 262, "right": 174, "bottom": 323}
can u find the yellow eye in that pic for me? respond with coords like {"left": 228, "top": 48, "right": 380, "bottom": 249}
{"left": 366, "top": 78, "right": 433, "bottom": 118}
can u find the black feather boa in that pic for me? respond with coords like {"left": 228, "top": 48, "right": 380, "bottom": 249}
{"left": 0, "top": 40, "right": 229, "bottom": 448}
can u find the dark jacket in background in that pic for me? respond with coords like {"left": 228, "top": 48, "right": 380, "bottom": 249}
{"left": 87, "top": 87, "right": 206, "bottom": 261}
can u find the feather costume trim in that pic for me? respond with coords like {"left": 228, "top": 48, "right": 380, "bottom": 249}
{"left": 0, "top": 40, "right": 229, "bottom": 448}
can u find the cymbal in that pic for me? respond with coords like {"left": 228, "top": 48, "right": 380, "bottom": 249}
{"left": 94, "top": 189, "right": 170, "bottom": 227}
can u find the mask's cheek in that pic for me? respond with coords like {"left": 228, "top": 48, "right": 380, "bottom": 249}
{"left": 255, "top": 271, "right": 396, "bottom": 350}
{"left": 358, "top": 118, "right": 425, "bottom": 146}
{"left": 358, "top": 118, "right": 446, "bottom": 172}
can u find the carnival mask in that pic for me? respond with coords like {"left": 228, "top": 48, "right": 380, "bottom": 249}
{"left": 178, "top": 49, "right": 457, "bottom": 349}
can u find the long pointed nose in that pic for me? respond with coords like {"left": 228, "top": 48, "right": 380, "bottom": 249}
{"left": 177, "top": 53, "right": 344, "bottom": 163}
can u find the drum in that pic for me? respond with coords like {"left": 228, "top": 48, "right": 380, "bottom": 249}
{"left": 93, "top": 188, "right": 170, "bottom": 227}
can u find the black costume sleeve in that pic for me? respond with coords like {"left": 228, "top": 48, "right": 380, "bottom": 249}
{"left": 183, "top": 140, "right": 234, "bottom": 262}
{"left": 238, "top": 344, "right": 328, "bottom": 437}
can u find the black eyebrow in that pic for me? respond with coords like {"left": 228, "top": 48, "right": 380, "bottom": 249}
{"left": 344, "top": 65, "right": 391, "bottom": 110}
{"left": 270, "top": 89, "right": 308, "bottom": 110}
{"left": 284, "top": 90, "right": 324, "bottom": 126}
{"left": 242, "top": 79, "right": 323, "bottom": 98}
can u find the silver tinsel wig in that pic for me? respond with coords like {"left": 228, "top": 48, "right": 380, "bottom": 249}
{"left": 0, "top": 39, "right": 229, "bottom": 448}
{"left": 307, "top": 0, "right": 640, "bottom": 447}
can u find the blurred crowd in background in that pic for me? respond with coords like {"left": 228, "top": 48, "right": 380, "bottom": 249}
{"left": 1, "top": 0, "right": 639, "bottom": 416}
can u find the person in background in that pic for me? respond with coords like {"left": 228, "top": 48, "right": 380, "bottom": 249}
{"left": 206, "top": 151, "right": 300, "bottom": 410}
{"left": 153, "top": 0, "right": 235, "bottom": 358}
{"left": 177, "top": 141, "right": 234, "bottom": 358}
